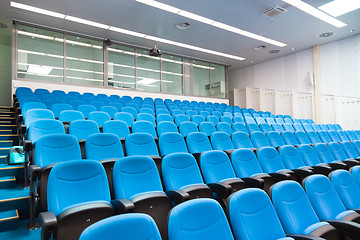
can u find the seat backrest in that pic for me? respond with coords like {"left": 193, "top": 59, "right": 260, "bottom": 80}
{"left": 271, "top": 123, "right": 284, "bottom": 133}
{"left": 299, "top": 119, "right": 307, "bottom": 125}
{"left": 114, "top": 112, "right": 134, "bottom": 127}
{"left": 186, "top": 132, "right": 213, "bottom": 154}
{"left": 171, "top": 109, "right": 184, "bottom": 118}
{"left": 275, "top": 118, "right": 284, "bottom": 124}
{"left": 156, "top": 109, "right": 169, "bottom": 116}
{"left": 28, "top": 119, "right": 65, "bottom": 143}
{"left": 47, "top": 160, "right": 110, "bottom": 217}
{"left": 88, "top": 111, "right": 111, "bottom": 127}
{"left": 156, "top": 121, "right": 178, "bottom": 137}
{"left": 336, "top": 130, "right": 350, "bottom": 142}
{"left": 297, "top": 144, "right": 322, "bottom": 166}
{"left": 293, "top": 123, "right": 305, "bottom": 132}
{"left": 341, "top": 141, "right": 359, "bottom": 159}
{"left": 168, "top": 198, "right": 234, "bottom": 240}
{"left": 233, "top": 117, "right": 244, "bottom": 124}
{"left": 156, "top": 113, "right": 173, "bottom": 124}
{"left": 295, "top": 131, "right": 311, "bottom": 144}
{"left": 255, "top": 117, "right": 265, "bottom": 125}
{"left": 77, "top": 104, "right": 97, "bottom": 119}
{"left": 307, "top": 131, "right": 322, "bottom": 144}
{"left": 25, "top": 109, "right": 55, "bottom": 127}
{"left": 71, "top": 100, "right": 87, "bottom": 110}
{"left": 100, "top": 106, "right": 118, "bottom": 119}
{"left": 345, "top": 130, "right": 358, "bottom": 141}
{"left": 231, "top": 131, "right": 253, "bottom": 149}
{"left": 350, "top": 166, "right": 360, "bottom": 189}
{"left": 265, "top": 117, "right": 275, "bottom": 125}
{"left": 69, "top": 120, "right": 100, "bottom": 141}
{"left": 266, "top": 131, "right": 285, "bottom": 148}
{"left": 257, "top": 146, "right": 287, "bottom": 173}
{"left": 85, "top": 133, "right": 124, "bottom": 160}
{"left": 206, "top": 115, "right": 219, "bottom": 126}
{"left": 216, "top": 122, "right": 233, "bottom": 135}
{"left": 318, "top": 130, "right": 331, "bottom": 143}
{"left": 159, "top": 132, "right": 188, "bottom": 157}
{"left": 250, "top": 131, "right": 270, "bottom": 148}
{"left": 59, "top": 110, "right": 84, "bottom": 122}
{"left": 113, "top": 156, "right": 163, "bottom": 199}
{"left": 132, "top": 120, "right": 157, "bottom": 138}
{"left": 210, "top": 132, "right": 235, "bottom": 151}
{"left": 199, "top": 111, "right": 210, "bottom": 118}
{"left": 228, "top": 188, "right": 288, "bottom": 240}
{"left": 79, "top": 213, "right": 162, "bottom": 240}
{"left": 319, "top": 124, "right": 329, "bottom": 131}
{"left": 292, "top": 118, "right": 300, "bottom": 124}
{"left": 246, "top": 123, "right": 260, "bottom": 134}
{"left": 191, "top": 115, "right": 205, "bottom": 126}
{"left": 328, "top": 142, "right": 348, "bottom": 161}
{"left": 51, "top": 103, "right": 73, "bottom": 118}
{"left": 259, "top": 123, "right": 272, "bottom": 134}
{"left": 162, "top": 153, "right": 204, "bottom": 191}
{"left": 328, "top": 130, "right": 341, "bottom": 142}
{"left": 244, "top": 117, "right": 255, "bottom": 125}
{"left": 103, "top": 120, "right": 130, "bottom": 139}
{"left": 279, "top": 145, "right": 306, "bottom": 169}
{"left": 304, "top": 174, "right": 351, "bottom": 221}
{"left": 335, "top": 124, "right": 343, "bottom": 131}
{"left": 232, "top": 122, "right": 248, "bottom": 134}
{"left": 311, "top": 124, "right": 321, "bottom": 132}
{"left": 179, "top": 121, "right": 199, "bottom": 137}
{"left": 220, "top": 116, "right": 233, "bottom": 126}
{"left": 330, "top": 170, "right": 360, "bottom": 211}
{"left": 136, "top": 113, "right": 156, "bottom": 126}
{"left": 271, "top": 180, "right": 323, "bottom": 235}
{"left": 199, "top": 122, "right": 216, "bottom": 136}
{"left": 284, "top": 118, "right": 293, "bottom": 124}
{"left": 314, "top": 143, "right": 336, "bottom": 164}
{"left": 121, "top": 107, "right": 137, "bottom": 118}
{"left": 34, "top": 134, "right": 81, "bottom": 168}
{"left": 282, "top": 123, "right": 295, "bottom": 133}
{"left": 175, "top": 114, "right": 190, "bottom": 126}
{"left": 231, "top": 148, "right": 263, "bottom": 178}
{"left": 302, "top": 123, "right": 313, "bottom": 133}
{"left": 281, "top": 131, "right": 299, "bottom": 146}
{"left": 125, "top": 133, "right": 159, "bottom": 157}
{"left": 21, "top": 102, "right": 47, "bottom": 118}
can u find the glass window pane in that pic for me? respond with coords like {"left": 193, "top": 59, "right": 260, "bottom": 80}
{"left": 211, "top": 64, "right": 226, "bottom": 98}
{"left": 65, "top": 35, "right": 104, "bottom": 86}
{"left": 136, "top": 49, "right": 160, "bottom": 92}
{"left": 193, "top": 60, "right": 210, "bottom": 97}
{"left": 108, "top": 45, "right": 135, "bottom": 89}
{"left": 17, "top": 25, "right": 64, "bottom": 82}
{"left": 162, "top": 54, "right": 183, "bottom": 95}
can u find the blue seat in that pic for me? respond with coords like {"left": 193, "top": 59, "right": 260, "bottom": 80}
{"left": 319, "top": 124, "right": 329, "bottom": 131}
{"left": 266, "top": 131, "right": 285, "bottom": 148}
{"left": 35, "top": 88, "right": 50, "bottom": 95}
{"left": 136, "top": 113, "right": 156, "bottom": 126}
{"left": 199, "top": 122, "right": 216, "bottom": 136}
{"left": 51, "top": 103, "right": 73, "bottom": 118}
{"left": 102, "top": 120, "right": 130, "bottom": 139}
{"left": 27, "top": 119, "right": 65, "bottom": 144}
{"left": 275, "top": 118, "right": 284, "bottom": 124}
{"left": 186, "top": 110, "right": 197, "bottom": 118}
{"left": 272, "top": 123, "right": 284, "bottom": 133}
{"left": 156, "top": 109, "right": 170, "bottom": 116}
{"left": 350, "top": 166, "right": 360, "bottom": 189}
{"left": 186, "top": 132, "right": 213, "bottom": 154}
{"left": 79, "top": 213, "right": 161, "bottom": 240}
{"left": 20, "top": 102, "right": 47, "bottom": 119}
{"left": 284, "top": 118, "right": 293, "bottom": 124}
{"left": 244, "top": 117, "right": 255, "bottom": 125}
{"left": 318, "top": 130, "right": 332, "bottom": 143}
{"left": 175, "top": 114, "right": 190, "bottom": 127}
{"left": 108, "top": 102, "right": 123, "bottom": 111}
{"left": 328, "top": 142, "right": 359, "bottom": 167}
{"left": 168, "top": 199, "right": 234, "bottom": 240}
{"left": 45, "top": 97, "right": 65, "bottom": 109}
{"left": 297, "top": 144, "right": 334, "bottom": 174}
{"left": 250, "top": 131, "right": 270, "bottom": 148}
{"left": 233, "top": 117, "right": 244, "bottom": 124}
{"left": 246, "top": 123, "right": 260, "bottom": 134}
{"left": 303, "top": 123, "right": 314, "bottom": 133}
{"left": 59, "top": 109, "right": 85, "bottom": 123}
{"left": 179, "top": 121, "right": 198, "bottom": 137}
{"left": 88, "top": 111, "right": 111, "bottom": 127}
{"left": 100, "top": 106, "right": 118, "bottom": 119}
{"left": 279, "top": 145, "right": 313, "bottom": 173}
{"left": 271, "top": 180, "right": 338, "bottom": 238}
{"left": 231, "top": 132, "right": 254, "bottom": 149}
{"left": 299, "top": 119, "right": 307, "bottom": 125}
{"left": 282, "top": 123, "right": 295, "bottom": 133}
{"left": 132, "top": 120, "right": 157, "bottom": 138}
{"left": 232, "top": 122, "right": 248, "bottom": 134}
{"left": 257, "top": 146, "right": 293, "bottom": 177}
{"left": 25, "top": 109, "right": 55, "bottom": 128}
{"left": 114, "top": 112, "right": 134, "bottom": 127}
{"left": 191, "top": 115, "right": 205, "bottom": 126}
{"left": 159, "top": 132, "right": 188, "bottom": 157}
{"left": 281, "top": 131, "right": 299, "bottom": 146}
{"left": 210, "top": 132, "right": 235, "bottom": 151}
{"left": 337, "top": 131, "right": 350, "bottom": 142}
{"left": 212, "top": 111, "right": 222, "bottom": 119}
{"left": 295, "top": 131, "right": 311, "bottom": 144}
{"left": 70, "top": 100, "right": 87, "bottom": 110}
{"left": 121, "top": 106, "right": 137, "bottom": 118}
{"left": 77, "top": 105, "right": 97, "bottom": 119}
{"left": 171, "top": 109, "right": 184, "bottom": 118}
{"left": 221, "top": 116, "right": 233, "bottom": 125}
{"left": 199, "top": 111, "right": 210, "bottom": 118}
{"left": 67, "top": 91, "right": 81, "bottom": 97}
{"left": 311, "top": 124, "right": 321, "bottom": 132}
{"left": 228, "top": 188, "right": 294, "bottom": 240}
{"left": 156, "top": 121, "right": 178, "bottom": 137}
{"left": 19, "top": 97, "right": 41, "bottom": 109}
{"left": 255, "top": 117, "right": 265, "bottom": 125}
{"left": 341, "top": 141, "right": 360, "bottom": 159}
{"left": 206, "top": 115, "right": 219, "bottom": 126}
{"left": 69, "top": 120, "right": 100, "bottom": 141}
{"left": 307, "top": 131, "right": 322, "bottom": 144}
{"left": 156, "top": 114, "right": 173, "bottom": 123}
{"left": 85, "top": 133, "right": 124, "bottom": 160}
{"left": 216, "top": 122, "right": 233, "bottom": 135}
{"left": 266, "top": 117, "right": 276, "bottom": 125}
{"left": 293, "top": 123, "right": 305, "bottom": 132}
{"left": 328, "top": 130, "right": 341, "bottom": 142}
{"left": 345, "top": 130, "right": 358, "bottom": 142}
{"left": 126, "top": 103, "right": 140, "bottom": 112}
{"left": 125, "top": 133, "right": 160, "bottom": 157}
{"left": 314, "top": 143, "right": 349, "bottom": 169}
{"left": 335, "top": 124, "right": 343, "bottom": 131}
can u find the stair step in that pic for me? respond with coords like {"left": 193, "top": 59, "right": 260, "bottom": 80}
{"left": 0, "top": 164, "right": 24, "bottom": 184}
{"left": 0, "top": 141, "right": 13, "bottom": 148}
{"left": 0, "top": 156, "right": 6, "bottom": 165}
{"left": 0, "top": 187, "right": 29, "bottom": 220}
{"left": 0, "top": 176, "right": 16, "bottom": 189}
{"left": 0, "top": 126, "right": 16, "bottom": 131}
{"left": 0, "top": 210, "right": 19, "bottom": 232}
{"left": 0, "top": 148, "right": 10, "bottom": 156}
{"left": 0, "top": 135, "right": 19, "bottom": 141}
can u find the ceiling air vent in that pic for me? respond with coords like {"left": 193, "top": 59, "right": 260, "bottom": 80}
{"left": 262, "top": 6, "right": 287, "bottom": 18}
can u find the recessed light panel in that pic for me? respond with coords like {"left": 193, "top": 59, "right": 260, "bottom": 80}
{"left": 319, "top": 0, "right": 360, "bottom": 17}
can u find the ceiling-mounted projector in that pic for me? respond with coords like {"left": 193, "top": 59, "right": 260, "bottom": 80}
{"left": 149, "top": 45, "right": 162, "bottom": 57}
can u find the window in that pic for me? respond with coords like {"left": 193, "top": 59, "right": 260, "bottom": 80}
{"left": 161, "top": 54, "right": 183, "bottom": 94}
{"left": 108, "top": 45, "right": 135, "bottom": 89}
{"left": 17, "top": 25, "right": 64, "bottom": 82}
{"left": 136, "top": 49, "right": 161, "bottom": 92}
{"left": 193, "top": 60, "right": 211, "bottom": 97}
{"left": 211, "top": 64, "right": 226, "bottom": 98}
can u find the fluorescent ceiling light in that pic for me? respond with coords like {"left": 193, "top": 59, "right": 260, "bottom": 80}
{"left": 11, "top": 2, "right": 65, "bottom": 19}
{"left": 282, "top": 0, "right": 347, "bottom": 28}
{"left": 109, "top": 27, "right": 147, "bottom": 38}
{"left": 27, "top": 65, "right": 53, "bottom": 75}
{"left": 65, "top": 16, "right": 110, "bottom": 29}
{"left": 319, "top": 0, "right": 360, "bottom": 17}
{"left": 137, "top": 78, "right": 159, "bottom": 85}
{"left": 136, "top": 0, "right": 287, "bottom": 47}
{"left": 17, "top": 30, "right": 54, "bottom": 40}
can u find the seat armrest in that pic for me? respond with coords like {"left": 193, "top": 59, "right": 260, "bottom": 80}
{"left": 20, "top": 124, "right": 26, "bottom": 135}
{"left": 24, "top": 140, "right": 32, "bottom": 152}
{"left": 28, "top": 165, "right": 41, "bottom": 182}
{"left": 292, "top": 168, "right": 313, "bottom": 178}
{"left": 17, "top": 114, "right": 23, "bottom": 124}
{"left": 327, "top": 220, "right": 360, "bottom": 237}
{"left": 286, "top": 234, "right": 326, "bottom": 240}
{"left": 165, "top": 190, "right": 191, "bottom": 204}
{"left": 312, "top": 165, "right": 332, "bottom": 175}
{"left": 111, "top": 199, "right": 135, "bottom": 214}
{"left": 242, "top": 177, "right": 264, "bottom": 188}
{"left": 39, "top": 211, "right": 57, "bottom": 240}
{"left": 207, "top": 182, "right": 232, "bottom": 198}
{"left": 269, "top": 172, "right": 291, "bottom": 181}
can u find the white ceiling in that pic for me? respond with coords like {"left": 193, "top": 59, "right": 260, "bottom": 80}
{"left": 0, "top": 0, "right": 359, "bottom": 70}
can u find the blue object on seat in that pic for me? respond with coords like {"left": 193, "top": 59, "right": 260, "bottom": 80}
{"left": 77, "top": 105, "right": 97, "bottom": 119}
{"left": 136, "top": 113, "right": 156, "bottom": 126}
{"left": 51, "top": 103, "right": 73, "bottom": 118}
{"left": 231, "top": 132, "right": 253, "bottom": 149}
{"left": 250, "top": 131, "right": 270, "bottom": 148}
{"left": 125, "top": 133, "right": 159, "bottom": 157}
{"left": 266, "top": 131, "right": 285, "bottom": 148}
{"left": 159, "top": 132, "right": 188, "bottom": 157}
{"left": 186, "top": 132, "right": 213, "bottom": 154}
{"left": 210, "top": 132, "right": 235, "bottom": 151}
{"left": 121, "top": 107, "right": 137, "bottom": 119}
{"left": 85, "top": 133, "right": 124, "bottom": 160}
{"left": 257, "top": 146, "right": 288, "bottom": 174}
{"left": 168, "top": 198, "right": 234, "bottom": 240}
{"left": 69, "top": 120, "right": 100, "bottom": 141}
{"left": 271, "top": 180, "right": 336, "bottom": 237}
{"left": 103, "top": 120, "right": 130, "bottom": 139}
{"left": 79, "top": 213, "right": 161, "bottom": 240}
{"left": 199, "top": 122, "right": 216, "bottom": 136}
{"left": 100, "top": 106, "right": 118, "bottom": 119}
{"left": 179, "top": 121, "right": 198, "bottom": 137}
{"left": 88, "top": 111, "right": 111, "bottom": 127}
{"left": 318, "top": 130, "right": 332, "bottom": 143}
{"left": 307, "top": 131, "right": 322, "bottom": 144}
{"left": 228, "top": 188, "right": 294, "bottom": 240}
{"left": 132, "top": 120, "right": 157, "bottom": 138}
{"left": 114, "top": 112, "right": 134, "bottom": 127}
{"left": 281, "top": 132, "right": 299, "bottom": 146}
{"left": 25, "top": 109, "right": 55, "bottom": 127}
{"left": 295, "top": 131, "right": 311, "bottom": 144}
{"left": 28, "top": 119, "right": 65, "bottom": 143}
{"left": 232, "top": 122, "right": 248, "bottom": 134}
{"left": 216, "top": 122, "right": 233, "bottom": 135}
{"left": 59, "top": 110, "right": 84, "bottom": 122}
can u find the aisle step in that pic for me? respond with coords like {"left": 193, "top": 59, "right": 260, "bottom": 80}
{"left": 0, "top": 148, "right": 10, "bottom": 156}
{"left": 0, "top": 141, "right": 13, "bottom": 148}
{"left": 0, "top": 187, "right": 29, "bottom": 220}
{"left": 0, "top": 176, "right": 16, "bottom": 189}
{"left": 0, "top": 126, "right": 16, "bottom": 131}
{"left": 0, "top": 156, "right": 6, "bottom": 165}
{"left": 0, "top": 135, "right": 18, "bottom": 142}
{"left": 0, "top": 164, "right": 24, "bottom": 184}
{"left": 0, "top": 210, "right": 19, "bottom": 232}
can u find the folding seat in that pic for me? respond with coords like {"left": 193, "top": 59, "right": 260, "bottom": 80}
{"left": 121, "top": 95, "right": 132, "bottom": 102}
{"left": 261, "top": 113, "right": 269, "bottom": 119}
{"left": 252, "top": 113, "right": 260, "bottom": 119}
{"left": 156, "top": 113, "right": 173, "bottom": 124}
{"left": 174, "top": 114, "right": 190, "bottom": 127}
{"left": 216, "top": 122, "right": 233, "bottom": 135}
{"left": 265, "top": 117, "right": 276, "bottom": 125}
{"left": 103, "top": 120, "right": 130, "bottom": 140}
{"left": 255, "top": 117, "right": 265, "bottom": 125}
{"left": 307, "top": 119, "right": 315, "bottom": 124}
{"left": 228, "top": 188, "right": 296, "bottom": 240}
{"left": 327, "top": 124, "right": 336, "bottom": 131}
{"left": 327, "top": 142, "right": 359, "bottom": 167}
{"left": 121, "top": 106, "right": 137, "bottom": 119}
{"left": 19, "top": 97, "right": 41, "bottom": 109}
{"left": 156, "top": 121, "right": 178, "bottom": 137}
{"left": 293, "top": 123, "right": 305, "bottom": 132}
{"left": 45, "top": 97, "right": 65, "bottom": 109}
{"left": 271, "top": 180, "right": 339, "bottom": 239}
{"left": 125, "top": 133, "right": 160, "bottom": 160}
{"left": 162, "top": 153, "right": 212, "bottom": 200}
{"left": 275, "top": 118, "right": 284, "bottom": 124}
{"left": 231, "top": 132, "right": 254, "bottom": 149}
{"left": 81, "top": 97, "right": 95, "bottom": 104}
{"left": 193, "top": 107, "right": 202, "bottom": 113}
{"left": 67, "top": 91, "right": 81, "bottom": 97}
{"left": 284, "top": 118, "right": 293, "bottom": 124}
{"left": 304, "top": 174, "right": 360, "bottom": 227}
{"left": 185, "top": 110, "right": 197, "bottom": 118}
{"left": 51, "top": 103, "right": 73, "bottom": 119}
{"left": 136, "top": 113, "right": 156, "bottom": 126}
{"left": 114, "top": 112, "right": 134, "bottom": 127}
{"left": 158, "top": 132, "right": 188, "bottom": 157}
{"left": 292, "top": 118, "right": 300, "bottom": 124}
{"left": 199, "top": 110, "right": 210, "bottom": 118}
{"left": 59, "top": 110, "right": 84, "bottom": 123}
{"left": 156, "top": 109, "right": 170, "bottom": 116}
{"left": 142, "top": 104, "right": 155, "bottom": 111}
{"left": 300, "top": 119, "right": 308, "bottom": 125}
{"left": 186, "top": 132, "right": 213, "bottom": 156}
{"left": 220, "top": 116, "right": 233, "bottom": 126}
{"left": 258, "top": 122, "right": 272, "bottom": 134}
{"left": 244, "top": 116, "right": 255, "bottom": 125}
{"left": 282, "top": 123, "right": 295, "bottom": 133}
{"left": 318, "top": 124, "right": 329, "bottom": 131}
{"left": 26, "top": 119, "right": 65, "bottom": 145}
{"left": 297, "top": 144, "right": 336, "bottom": 174}
{"left": 109, "top": 94, "right": 120, "bottom": 101}
{"left": 266, "top": 131, "right": 285, "bottom": 148}
{"left": 250, "top": 131, "right": 270, "bottom": 148}
{"left": 211, "top": 111, "right": 222, "bottom": 120}
{"left": 295, "top": 131, "right": 311, "bottom": 144}
{"left": 132, "top": 120, "right": 157, "bottom": 138}
{"left": 100, "top": 106, "right": 118, "bottom": 119}
{"left": 311, "top": 124, "right": 321, "bottom": 132}
{"left": 307, "top": 131, "right": 322, "bottom": 144}
{"left": 328, "top": 130, "right": 341, "bottom": 142}
{"left": 199, "top": 122, "right": 216, "bottom": 136}
{"left": 20, "top": 102, "right": 46, "bottom": 120}
{"left": 168, "top": 198, "right": 234, "bottom": 240}
{"left": 247, "top": 122, "right": 261, "bottom": 134}
{"left": 272, "top": 123, "right": 284, "bottom": 133}
{"left": 171, "top": 109, "right": 184, "bottom": 118}
{"left": 278, "top": 145, "right": 314, "bottom": 176}
{"left": 303, "top": 123, "right": 314, "bottom": 133}
{"left": 277, "top": 114, "right": 284, "bottom": 119}
{"left": 314, "top": 143, "right": 349, "bottom": 169}
{"left": 223, "top": 112, "right": 233, "bottom": 118}
{"left": 232, "top": 122, "right": 248, "bottom": 134}
{"left": 35, "top": 88, "right": 50, "bottom": 95}
{"left": 335, "top": 124, "right": 343, "bottom": 131}
{"left": 126, "top": 103, "right": 140, "bottom": 112}
{"left": 16, "top": 87, "right": 33, "bottom": 96}
{"left": 191, "top": 115, "right": 205, "bottom": 126}
{"left": 69, "top": 120, "right": 100, "bottom": 141}
{"left": 179, "top": 121, "right": 198, "bottom": 137}
{"left": 206, "top": 115, "right": 219, "bottom": 126}
{"left": 336, "top": 131, "right": 350, "bottom": 142}
{"left": 232, "top": 116, "right": 244, "bottom": 124}
{"left": 70, "top": 100, "right": 87, "bottom": 110}
{"left": 51, "top": 90, "right": 66, "bottom": 97}
{"left": 281, "top": 131, "right": 299, "bottom": 146}
{"left": 345, "top": 130, "right": 358, "bottom": 141}
{"left": 25, "top": 109, "right": 55, "bottom": 128}
{"left": 210, "top": 132, "right": 235, "bottom": 152}
{"left": 317, "top": 130, "right": 332, "bottom": 143}
{"left": 113, "top": 156, "right": 171, "bottom": 239}
{"left": 85, "top": 133, "right": 124, "bottom": 161}
{"left": 77, "top": 104, "right": 97, "bottom": 119}
{"left": 88, "top": 111, "right": 110, "bottom": 127}
{"left": 341, "top": 141, "right": 360, "bottom": 160}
